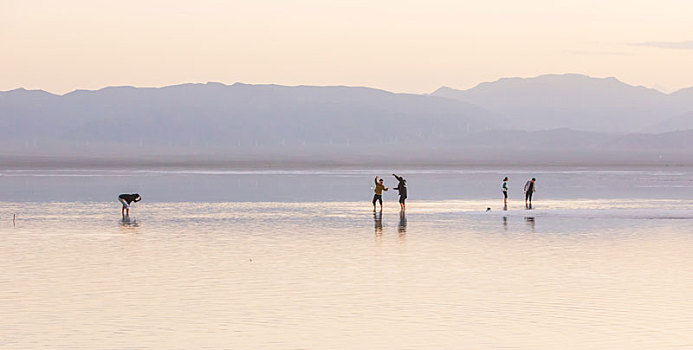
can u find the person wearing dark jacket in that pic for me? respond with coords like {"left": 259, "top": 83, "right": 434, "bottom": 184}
{"left": 392, "top": 174, "right": 408, "bottom": 211}
{"left": 118, "top": 193, "right": 141, "bottom": 218}
{"left": 523, "top": 178, "right": 536, "bottom": 208}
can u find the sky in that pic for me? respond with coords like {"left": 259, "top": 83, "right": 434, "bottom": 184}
{"left": 1, "top": 0, "right": 692, "bottom": 94}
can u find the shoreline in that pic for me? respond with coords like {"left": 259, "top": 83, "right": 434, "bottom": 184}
{"left": 1, "top": 155, "right": 692, "bottom": 170}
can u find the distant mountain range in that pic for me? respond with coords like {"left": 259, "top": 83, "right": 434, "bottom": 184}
{"left": 2, "top": 74, "right": 693, "bottom": 166}
{"left": 432, "top": 74, "right": 693, "bottom": 133}
{"left": 0, "top": 83, "right": 498, "bottom": 156}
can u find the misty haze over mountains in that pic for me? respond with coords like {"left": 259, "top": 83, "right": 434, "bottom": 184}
{"left": 432, "top": 74, "right": 693, "bottom": 133}
{"left": 2, "top": 74, "right": 693, "bottom": 167}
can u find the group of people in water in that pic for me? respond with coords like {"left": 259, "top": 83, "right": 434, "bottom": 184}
{"left": 372, "top": 175, "right": 537, "bottom": 211}
{"left": 372, "top": 174, "right": 408, "bottom": 212}
{"left": 117, "top": 174, "right": 537, "bottom": 219}
{"left": 503, "top": 177, "right": 537, "bottom": 208}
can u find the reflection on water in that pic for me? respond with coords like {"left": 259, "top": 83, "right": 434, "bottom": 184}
{"left": 373, "top": 211, "right": 383, "bottom": 235}
{"left": 398, "top": 211, "right": 407, "bottom": 234}
{"left": 1, "top": 199, "right": 693, "bottom": 349}
{"left": 120, "top": 216, "right": 140, "bottom": 229}
{"left": 524, "top": 216, "right": 536, "bottom": 232}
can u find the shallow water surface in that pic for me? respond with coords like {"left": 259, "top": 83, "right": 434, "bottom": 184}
{"left": 1, "top": 168, "right": 693, "bottom": 349}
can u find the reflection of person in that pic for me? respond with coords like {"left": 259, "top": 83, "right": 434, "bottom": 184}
{"left": 501, "top": 177, "right": 509, "bottom": 206}
{"left": 392, "top": 174, "right": 407, "bottom": 211}
{"left": 398, "top": 210, "right": 407, "bottom": 233}
{"left": 118, "top": 193, "right": 141, "bottom": 218}
{"left": 120, "top": 219, "right": 140, "bottom": 228}
{"left": 372, "top": 176, "right": 388, "bottom": 212}
{"left": 524, "top": 216, "right": 535, "bottom": 232}
{"left": 374, "top": 212, "right": 383, "bottom": 234}
{"left": 523, "top": 178, "right": 536, "bottom": 208}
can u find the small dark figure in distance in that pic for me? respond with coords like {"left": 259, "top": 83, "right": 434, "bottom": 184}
{"left": 392, "top": 174, "right": 407, "bottom": 211}
{"left": 502, "top": 177, "right": 509, "bottom": 206}
{"left": 118, "top": 193, "right": 141, "bottom": 218}
{"left": 372, "top": 176, "right": 388, "bottom": 212}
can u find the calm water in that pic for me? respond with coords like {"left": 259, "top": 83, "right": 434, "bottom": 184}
{"left": 1, "top": 167, "right": 693, "bottom": 349}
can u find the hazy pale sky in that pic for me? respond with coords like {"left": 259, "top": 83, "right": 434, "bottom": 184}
{"left": 2, "top": 0, "right": 692, "bottom": 94}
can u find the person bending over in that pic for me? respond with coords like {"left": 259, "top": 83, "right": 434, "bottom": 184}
{"left": 118, "top": 193, "right": 141, "bottom": 218}
{"left": 523, "top": 178, "right": 536, "bottom": 208}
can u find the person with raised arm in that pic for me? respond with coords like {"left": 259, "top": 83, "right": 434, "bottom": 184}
{"left": 372, "top": 176, "right": 388, "bottom": 212}
{"left": 392, "top": 173, "right": 407, "bottom": 211}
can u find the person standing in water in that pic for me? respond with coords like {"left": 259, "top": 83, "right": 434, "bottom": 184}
{"left": 501, "top": 177, "right": 509, "bottom": 207}
{"left": 372, "top": 176, "right": 388, "bottom": 212}
{"left": 523, "top": 178, "right": 536, "bottom": 208}
{"left": 118, "top": 193, "right": 141, "bottom": 218}
{"left": 392, "top": 173, "right": 407, "bottom": 211}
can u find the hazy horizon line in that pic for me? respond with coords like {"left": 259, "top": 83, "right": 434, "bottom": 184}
{"left": 3, "top": 73, "right": 691, "bottom": 97}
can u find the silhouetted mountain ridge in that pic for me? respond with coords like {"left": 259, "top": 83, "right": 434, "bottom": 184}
{"left": 0, "top": 82, "right": 500, "bottom": 156}
{"left": 2, "top": 77, "right": 693, "bottom": 165}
